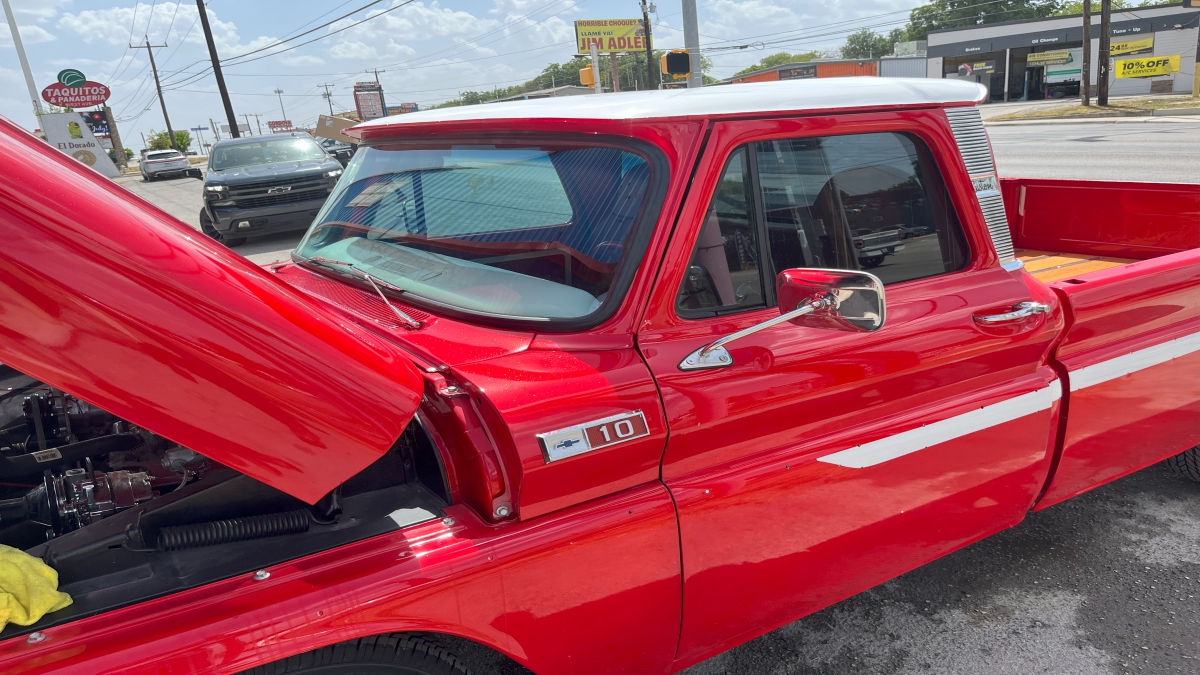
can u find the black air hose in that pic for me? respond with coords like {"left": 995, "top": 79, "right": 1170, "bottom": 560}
{"left": 0, "top": 433, "right": 141, "bottom": 477}
{"left": 156, "top": 510, "right": 311, "bottom": 551}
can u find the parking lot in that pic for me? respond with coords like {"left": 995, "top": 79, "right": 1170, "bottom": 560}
{"left": 119, "top": 121, "right": 1199, "bottom": 675}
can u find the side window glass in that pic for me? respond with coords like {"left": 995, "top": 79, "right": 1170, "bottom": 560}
{"left": 813, "top": 133, "right": 969, "bottom": 284}
{"left": 677, "top": 132, "right": 970, "bottom": 319}
{"left": 676, "top": 148, "right": 765, "bottom": 315}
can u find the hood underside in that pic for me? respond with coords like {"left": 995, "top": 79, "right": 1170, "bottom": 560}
{"left": 0, "top": 117, "right": 424, "bottom": 504}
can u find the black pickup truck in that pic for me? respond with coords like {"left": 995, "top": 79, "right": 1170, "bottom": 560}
{"left": 200, "top": 133, "right": 344, "bottom": 247}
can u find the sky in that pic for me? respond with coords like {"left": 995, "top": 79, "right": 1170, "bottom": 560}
{"left": 0, "top": 0, "right": 924, "bottom": 149}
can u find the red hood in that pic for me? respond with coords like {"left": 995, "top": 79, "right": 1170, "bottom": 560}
{"left": 0, "top": 117, "right": 424, "bottom": 504}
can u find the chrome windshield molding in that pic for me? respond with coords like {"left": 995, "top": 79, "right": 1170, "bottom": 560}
{"left": 1001, "top": 259, "right": 1025, "bottom": 272}
{"left": 680, "top": 296, "right": 832, "bottom": 371}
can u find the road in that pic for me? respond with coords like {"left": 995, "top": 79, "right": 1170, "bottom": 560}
{"left": 118, "top": 175, "right": 305, "bottom": 265}
{"left": 118, "top": 122, "right": 1199, "bottom": 675}
{"left": 987, "top": 118, "right": 1200, "bottom": 184}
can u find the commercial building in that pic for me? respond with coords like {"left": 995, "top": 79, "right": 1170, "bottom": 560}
{"left": 728, "top": 59, "right": 878, "bottom": 84}
{"left": 926, "top": 2, "right": 1199, "bottom": 100}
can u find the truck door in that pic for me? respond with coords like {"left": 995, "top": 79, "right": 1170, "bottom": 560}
{"left": 636, "top": 112, "right": 1065, "bottom": 666}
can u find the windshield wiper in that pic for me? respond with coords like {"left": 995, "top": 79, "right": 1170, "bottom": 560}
{"left": 300, "top": 255, "right": 422, "bottom": 330}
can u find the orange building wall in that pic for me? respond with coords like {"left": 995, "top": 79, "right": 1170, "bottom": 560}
{"left": 732, "top": 70, "right": 782, "bottom": 83}
{"left": 814, "top": 61, "right": 878, "bottom": 77}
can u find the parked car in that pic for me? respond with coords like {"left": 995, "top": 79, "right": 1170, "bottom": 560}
{"left": 317, "top": 135, "right": 357, "bottom": 166}
{"left": 200, "top": 132, "right": 344, "bottom": 247}
{"left": 138, "top": 149, "right": 194, "bottom": 181}
{"left": 0, "top": 79, "right": 1196, "bottom": 675}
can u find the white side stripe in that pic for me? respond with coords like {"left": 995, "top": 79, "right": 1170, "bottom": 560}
{"left": 818, "top": 385, "right": 1062, "bottom": 469}
{"left": 1069, "top": 332, "right": 1200, "bottom": 392}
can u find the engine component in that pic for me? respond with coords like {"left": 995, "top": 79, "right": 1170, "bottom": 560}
{"left": 49, "top": 468, "right": 155, "bottom": 531}
{"left": 156, "top": 509, "right": 311, "bottom": 551}
{"left": 0, "top": 434, "right": 141, "bottom": 478}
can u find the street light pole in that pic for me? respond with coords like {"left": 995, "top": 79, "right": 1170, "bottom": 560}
{"left": 681, "top": 0, "right": 701, "bottom": 88}
{"left": 1082, "top": 0, "right": 1091, "bottom": 106}
{"left": 196, "top": 0, "right": 239, "bottom": 138}
{"left": 1098, "top": 0, "right": 1111, "bottom": 105}
{"left": 274, "top": 88, "right": 287, "bottom": 122}
{"left": 2, "top": 0, "right": 45, "bottom": 121}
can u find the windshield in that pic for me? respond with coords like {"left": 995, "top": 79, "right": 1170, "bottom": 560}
{"left": 295, "top": 141, "right": 656, "bottom": 323}
{"left": 211, "top": 137, "right": 328, "bottom": 170}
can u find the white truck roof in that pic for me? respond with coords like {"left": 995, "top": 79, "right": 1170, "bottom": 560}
{"left": 356, "top": 78, "right": 987, "bottom": 129}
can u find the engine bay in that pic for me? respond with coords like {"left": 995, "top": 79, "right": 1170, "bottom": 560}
{"left": 0, "top": 364, "right": 448, "bottom": 637}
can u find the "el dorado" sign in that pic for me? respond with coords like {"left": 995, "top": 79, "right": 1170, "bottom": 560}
{"left": 1114, "top": 55, "right": 1180, "bottom": 78}
{"left": 574, "top": 19, "right": 651, "bottom": 54}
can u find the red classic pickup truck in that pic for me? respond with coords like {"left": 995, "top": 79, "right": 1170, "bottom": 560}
{"left": 0, "top": 79, "right": 1196, "bottom": 675}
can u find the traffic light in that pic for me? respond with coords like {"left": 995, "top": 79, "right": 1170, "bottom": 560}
{"left": 661, "top": 50, "right": 690, "bottom": 79}
{"left": 579, "top": 65, "right": 596, "bottom": 88}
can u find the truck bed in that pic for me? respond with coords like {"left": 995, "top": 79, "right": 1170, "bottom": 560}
{"left": 1013, "top": 249, "right": 1135, "bottom": 283}
{"left": 1000, "top": 177, "right": 1199, "bottom": 509}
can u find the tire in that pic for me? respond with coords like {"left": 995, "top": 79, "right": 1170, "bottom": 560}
{"left": 199, "top": 208, "right": 247, "bottom": 248}
{"left": 860, "top": 255, "right": 885, "bottom": 269}
{"left": 241, "top": 634, "right": 472, "bottom": 675}
{"left": 1164, "top": 446, "right": 1200, "bottom": 482}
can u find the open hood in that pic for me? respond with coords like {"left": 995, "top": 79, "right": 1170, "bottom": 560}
{"left": 0, "top": 117, "right": 424, "bottom": 504}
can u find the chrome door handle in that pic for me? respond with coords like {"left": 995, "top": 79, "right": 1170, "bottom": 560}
{"left": 974, "top": 301, "right": 1050, "bottom": 324}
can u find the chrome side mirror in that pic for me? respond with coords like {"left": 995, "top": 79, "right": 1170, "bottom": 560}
{"left": 679, "top": 268, "right": 885, "bottom": 371}
{"left": 776, "top": 268, "right": 885, "bottom": 333}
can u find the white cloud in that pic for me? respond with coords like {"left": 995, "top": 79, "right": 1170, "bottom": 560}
{"left": 0, "top": 23, "right": 56, "bottom": 46}
{"left": 6, "top": 0, "right": 71, "bottom": 23}
{"left": 279, "top": 54, "right": 327, "bottom": 67}
{"left": 56, "top": 3, "right": 278, "bottom": 55}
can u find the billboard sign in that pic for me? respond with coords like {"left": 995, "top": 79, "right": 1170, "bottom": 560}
{"left": 353, "top": 82, "right": 387, "bottom": 121}
{"left": 41, "top": 111, "right": 120, "bottom": 178}
{"left": 574, "top": 19, "right": 650, "bottom": 54}
{"left": 957, "top": 60, "right": 996, "bottom": 76}
{"left": 41, "top": 69, "right": 111, "bottom": 108}
{"left": 1027, "top": 50, "right": 1073, "bottom": 67}
{"left": 267, "top": 120, "right": 294, "bottom": 132}
{"left": 1115, "top": 55, "right": 1180, "bottom": 78}
{"left": 779, "top": 64, "right": 816, "bottom": 80}
{"left": 1111, "top": 37, "right": 1154, "bottom": 56}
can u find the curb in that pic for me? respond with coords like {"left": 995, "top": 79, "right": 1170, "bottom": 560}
{"left": 988, "top": 107, "right": 1200, "bottom": 123}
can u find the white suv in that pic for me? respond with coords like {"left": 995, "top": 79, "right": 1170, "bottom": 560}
{"left": 139, "top": 150, "right": 192, "bottom": 181}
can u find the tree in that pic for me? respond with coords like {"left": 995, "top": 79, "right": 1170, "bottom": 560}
{"left": 905, "top": 0, "right": 1060, "bottom": 41}
{"left": 1054, "top": 0, "right": 1155, "bottom": 14}
{"left": 124, "top": 148, "right": 134, "bottom": 160}
{"left": 147, "top": 130, "right": 192, "bottom": 152}
{"left": 840, "top": 28, "right": 906, "bottom": 59}
{"left": 733, "top": 51, "right": 820, "bottom": 77}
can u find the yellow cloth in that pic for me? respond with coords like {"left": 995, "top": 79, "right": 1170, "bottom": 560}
{"left": 0, "top": 545, "right": 71, "bottom": 630}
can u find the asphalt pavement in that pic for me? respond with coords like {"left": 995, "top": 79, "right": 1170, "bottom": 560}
{"left": 118, "top": 120, "right": 1199, "bottom": 675}
{"left": 987, "top": 117, "right": 1200, "bottom": 184}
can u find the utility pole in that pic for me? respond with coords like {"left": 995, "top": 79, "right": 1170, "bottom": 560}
{"left": 1081, "top": 0, "right": 1091, "bottom": 106}
{"left": 319, "top": 83, "right": 336, "bottom": 115}
{"left": 196, "top": 0, "right": 239, "bottom": 138}
{"left": 640, "top": 1, "right": 656, "bottom": 90}
{"left": 590, "top": 43, "right": 604, "bottom": 94}
{"left": 209, "top": 117, "right": 221, "bottom": 142}
{"left": 274, "top": 88, "right": 287, "bottom": 121}
{"left": 104, "top": 104, "right": 127, "bottom": 170}
{"left": 681, "top": 0, "right": 701, "bottom": 88}
{"left": 366, "top": 68, "right": 386, "bottom": 85}
{"left": 610, "top": 53, "right": 621, "bottom": 92}
{"left": 246, "top": 112, "right": 263, "bottom": 135}
{"left": 1097, "top": 0, "right": 1111, "bottom": 106}
{"left": 131, "top": 39, "right": 179, "bottom": 151}
{"left": 2, "top": 0, "right": 45, "bottom": 122}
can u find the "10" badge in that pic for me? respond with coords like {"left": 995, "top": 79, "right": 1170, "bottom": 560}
{"left": 536, "top": 411, "right": 651, "bottom": 463}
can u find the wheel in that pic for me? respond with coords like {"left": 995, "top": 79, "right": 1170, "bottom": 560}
{"left": 142, "top": 172, "right": 152, "bottom": 182}
{"left": 1164, "top": 446, "right": 1200, "bottom": 482}
{"left": 199, "top": 208, "right": 247, "bottom": 248}
{"left": 240, "top": 634, "right": 471, "bottom": 675}
{"left": 859, "top": 255, "right": 886, "bottom": 269}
